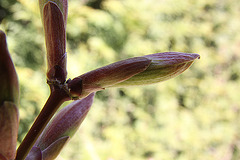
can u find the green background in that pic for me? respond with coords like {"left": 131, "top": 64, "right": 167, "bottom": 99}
{"left": 1, "top": 0, "right": 240, "bottom": 159}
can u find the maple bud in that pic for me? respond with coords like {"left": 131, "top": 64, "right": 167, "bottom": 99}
{"left": 67, "top": 52, "right": 199, "bottom": 99}
{"left": 0, "top": 30, "right": 19, "bottom": 105}
{"left": 26, "top": 137, "right": 69, "bottom": 160}
{"left": 0, "top": 30, "right": 19, "bottom": 160}
{"left": 68, "top": 57, "right": 151, "bottom": 98}
{"left": 39, "top": 0, "right": 68, "bottom": 83}
{"left": 112, "top": 52, "right": 200, "bottom": 87}
{"left": 26, "top": 93, "right": 95, "bottom": 159}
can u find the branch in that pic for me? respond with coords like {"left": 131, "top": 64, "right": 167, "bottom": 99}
{"left": 16, "top": 85, "right": 70, "bottom": 160}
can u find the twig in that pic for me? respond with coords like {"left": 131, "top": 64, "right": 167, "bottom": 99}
{"left": 16, "top": 85, "right": 69, "bottom": 160}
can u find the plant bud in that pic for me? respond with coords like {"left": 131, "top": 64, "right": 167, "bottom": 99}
{"left": 112, "top": 52, "right": 200, "bottom": 87}
{"left": 0, "top": 31, "right": 19, "bottom": 160}
{"left": 26, "top": 137, "right": 69, "bottom": 160}
{"left": 39, "top": 0, "right": 68, "bottom": 83}
{"left": 0, "top": 30, "right": 19, "bottom": 105}
{"left": 68, "top": 57, "right": 151, "bottom": 98}
{"left": 29, "top": 93, "right": 95, "bottom": 159}
{"left": 67, "top": 52, "right": 199, "bottom": 98}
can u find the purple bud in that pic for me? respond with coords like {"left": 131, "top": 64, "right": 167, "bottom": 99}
{"left": 31, "top": 93, "right": 95, "bottom": 158}
{"left": 0, "top": 30, "right": 19, "bottom": 160}
{"left": 26, "top": 137, "right": 70, "bottom": 160}
{"left": 68, "top": 57, "right": 151, "bottom": 98}
{"left": 111, "top": 52, "right": 200, "bottom": 87}
{"left": 67, "top": 52, "right": 199, "bottom": 98}
{"left": 0, "top": 30, "right": 19, "bottom": 105}
{"left": 39, "top": 1, "right": 68, "bottom": 83}
{"left": 39, "top": 0, "right": 68, "bottom": 27}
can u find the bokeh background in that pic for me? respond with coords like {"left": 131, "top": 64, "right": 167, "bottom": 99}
{"left": 1, "top": 0, "right": 240, "bottom": 159}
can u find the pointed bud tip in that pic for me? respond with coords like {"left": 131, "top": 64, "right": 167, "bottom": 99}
{"left": 144, "top": 52, "right": 200, "bottom": 66}
{"left": 0, "top": 30, "right": 19, "bottom": 105}
{"left": 0, "top": 30, "right": 6, "bottom": 40}
{"left": 188, "top": 53, "right": 200, "bottom": 60}
{"left": 0, "top": 30, "right": 7, "bottom": 50}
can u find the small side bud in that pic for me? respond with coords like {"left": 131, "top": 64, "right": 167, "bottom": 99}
{"left": 26, "top": 137, "right": 69, "bottom": 160}
{"left": 29, "top": 93, "right": 95, "bottom": 159}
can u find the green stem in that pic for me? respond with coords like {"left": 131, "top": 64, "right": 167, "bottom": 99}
{"left": 16, "top": 86, "right": 69, "bottom": 160}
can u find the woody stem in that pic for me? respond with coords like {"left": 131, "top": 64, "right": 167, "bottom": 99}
{"left": 16, "top": 84, "right": 70, "bottom": 160}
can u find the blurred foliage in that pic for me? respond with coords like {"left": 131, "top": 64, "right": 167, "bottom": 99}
{"left": 1, "top": 0, "right": 240, "bottom": 159}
